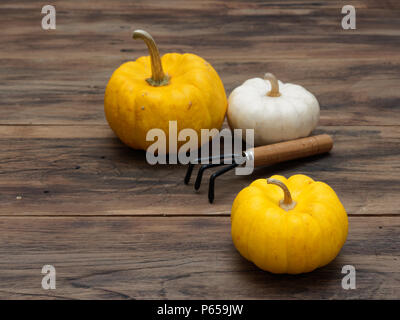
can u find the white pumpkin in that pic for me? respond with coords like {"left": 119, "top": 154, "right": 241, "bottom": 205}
{"left": 227, "top": 73, "right": 320, "bottom": 146}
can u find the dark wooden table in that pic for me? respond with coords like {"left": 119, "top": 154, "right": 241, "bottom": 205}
{"left": 0, "top": 0, "right": 399, "bottom": 299}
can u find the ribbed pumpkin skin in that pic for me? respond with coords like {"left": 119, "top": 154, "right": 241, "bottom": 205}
{"left": 104, "top": 53, "right": 227, "bottom": 151}
{"left": 231, "top": 174, "right": 348, "bottom": 274}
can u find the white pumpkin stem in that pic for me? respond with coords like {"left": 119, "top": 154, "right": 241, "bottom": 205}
{"left": 132, "top": 30, "right": 170, "bottom": 86}
{"left": 267, "top": 178, "right": 296, "bottom": 211}
{"left": 264, "top": 73, "right": 281, "bottom": 97}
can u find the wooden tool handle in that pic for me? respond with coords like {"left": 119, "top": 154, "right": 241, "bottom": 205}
{"left": 251, "top": 134, "right": 333, "bottom": 167}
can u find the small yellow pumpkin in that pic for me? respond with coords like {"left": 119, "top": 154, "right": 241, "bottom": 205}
{"left": 104, "top": 30, "right": 227, "bottom": 151}
{"left": 231, "top": 174, "right": 348, "bottom": 274}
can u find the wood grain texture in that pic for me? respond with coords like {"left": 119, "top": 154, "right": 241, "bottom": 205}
{"left": 0, "top": 216, "right": 398, "bottom": 299}
{"left": 0, "top": 0, "right": 399, "bottom": 125}
{"left": 0, "top": 125, "right": 398, "bottom": 216}
{"left": 0, "top": 0, "right": 399, "bottom": 300}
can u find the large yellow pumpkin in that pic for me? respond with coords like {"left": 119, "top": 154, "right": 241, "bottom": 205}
{"left": 104, "top": 30, "right": 227, "bottom": 151}
{"left": 231, "top": 174, "right": 348, "bottom": 274}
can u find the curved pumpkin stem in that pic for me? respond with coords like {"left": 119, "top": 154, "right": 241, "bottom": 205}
{"left": 132, "top": 30, "right": 169, "bottom": 86}
{"left": 267, "top": 178, "right": 296, "bottom": 211}
{"left": 264, "top": 73, "right": 281, "bottom": 97}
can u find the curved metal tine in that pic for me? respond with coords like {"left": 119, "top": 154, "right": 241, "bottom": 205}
{"left": 208, "top": 162, "right": 239, "bottom": 203}
{"left": 184, "top": 153, "right": 238, "bottom": 185}
{"left": 184, "top": 163, "right": 195, "bottom": 185}
{"left": 194, "top": 163, "right": 225, "bottom": 190}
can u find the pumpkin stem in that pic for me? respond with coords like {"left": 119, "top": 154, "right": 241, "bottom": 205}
{"left": 267, "top": 178, "right": 296, "bottom": 211}
{"left": 264, "top": 73, "right": 281, "bottom": 97}
{"left": 132, "top": 30, "right": 170, "bottom": 86}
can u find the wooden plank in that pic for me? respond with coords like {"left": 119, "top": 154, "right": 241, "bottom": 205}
{"left": 0, "top": 125, "right": 399, "bottom": 216}
{"left": 1, "top": 59, "right": 399, "bottom": 126}
{"left": 0, "top": 216, "right": 398, "bottom": 299}
{"left": 0, "top": 0, "right": 399, "bottom": 125}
